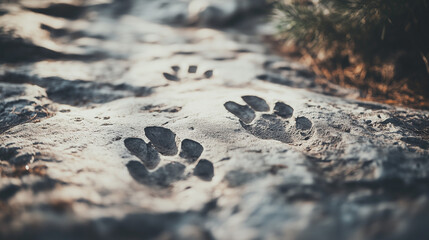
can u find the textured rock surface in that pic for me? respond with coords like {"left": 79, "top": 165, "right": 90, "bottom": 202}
{"left": 1, "top": 1, "right": 429, "bottom": 240}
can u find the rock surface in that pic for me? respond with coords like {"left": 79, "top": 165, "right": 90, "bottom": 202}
{"left": 1, "top": 1, "right": 429, "bottom": 240}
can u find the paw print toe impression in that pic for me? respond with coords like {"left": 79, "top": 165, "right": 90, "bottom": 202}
{"left": 224, "top": 96, "right": 314, "bottom": 143}
{"left": 179, "top": 139, "right": 204, "bottom": 163}
{"left": 124, "top": 126, "right": 213, "bottom": 187}
{"left": 144, "top": 126, "right": 178, "bottom": 156}
{"left": 124, "top": 137, "right": 160, "bottom": 170}
{"left": 163, "top": 65, "right": 214, "bottom": 81}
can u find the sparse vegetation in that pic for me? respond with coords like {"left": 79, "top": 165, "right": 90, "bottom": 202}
{"left": 274, "top": 0, "right": 429, "bottom": 108}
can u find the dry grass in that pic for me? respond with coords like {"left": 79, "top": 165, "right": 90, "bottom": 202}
{"left": 268, "top": 37, "right": 429, "bottom": 109}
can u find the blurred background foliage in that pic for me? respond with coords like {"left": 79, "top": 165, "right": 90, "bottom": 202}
{"left": 273, "top": 0, "right": 429, "bottom": 108}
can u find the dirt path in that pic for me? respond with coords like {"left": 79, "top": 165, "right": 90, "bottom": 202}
{"left": 1, "top": 1, "right": 429, "bottom": 239}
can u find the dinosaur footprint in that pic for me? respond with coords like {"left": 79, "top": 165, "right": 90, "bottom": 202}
{"left": 163, "top": 65, "right": 213, "bottom": 81}
{"left": 224, "top": 96, "right": 314, "bottom": 143}
{"left": 124, "top": 126, "right": 214, "bottom": 187}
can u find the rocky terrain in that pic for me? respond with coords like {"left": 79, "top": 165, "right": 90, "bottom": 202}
{"left": 1, "top": 1, "right": 429, "bottom": 239}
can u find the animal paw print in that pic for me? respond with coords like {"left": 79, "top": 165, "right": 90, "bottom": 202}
{"left": 224, "top": 96, "right": 314, "bottom": 143}
{"left": 124, "top": 126, "right": 214, "bottom": 187}
{"left": 162, "top": 65, "right": 213, "bottom": 81}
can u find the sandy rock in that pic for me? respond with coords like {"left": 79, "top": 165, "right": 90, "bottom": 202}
{"left": 0, "top": 1, "right": 429, "bottom": 240}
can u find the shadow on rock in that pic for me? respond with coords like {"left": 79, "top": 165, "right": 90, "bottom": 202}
{"left": 25, "top": 0, "right": 133, "bottom": 20}
{"left": 25, "top": 3, "right": 87, "bottom": 20}
{"left": 40, "top": 24, "right": 107, "bottom": 40}
{"left": 0, "top": 82, "right": 51, "bottom": 133}
{"left": 0, "top": 28, "right": 107, "bottom": 64}
{"left": 0, "top": 73, "right": 152, "bottom": 106}
{"left": 0, "top": 209, "right": 213, "bottom": 240}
